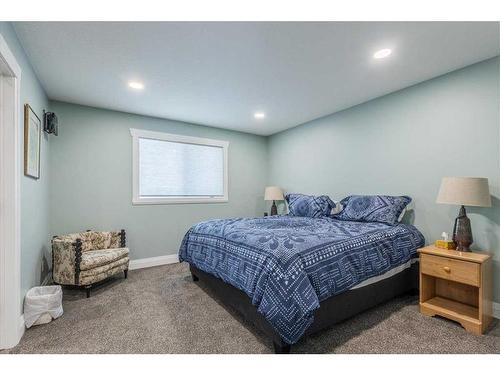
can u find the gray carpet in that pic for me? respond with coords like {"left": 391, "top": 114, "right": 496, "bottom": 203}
{"left": 3, "top": 263, "right": 500, "bottom": 354}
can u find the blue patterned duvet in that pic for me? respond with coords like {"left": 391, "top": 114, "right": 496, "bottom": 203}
{"left": 179, "top": 215, "right": 424, "bottom": 344}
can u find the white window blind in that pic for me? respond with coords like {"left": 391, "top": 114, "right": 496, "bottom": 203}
{"left": 131, "top": 129, "right": 228, "bottom": 204}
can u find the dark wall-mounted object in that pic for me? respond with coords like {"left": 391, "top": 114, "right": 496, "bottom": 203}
{"left": 43, "top": 111, "right": 58, "bottom": 136}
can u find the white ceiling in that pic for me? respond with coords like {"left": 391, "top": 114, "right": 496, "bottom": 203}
{"left": 13, "top": 22, "right": 500, "bottom": 135}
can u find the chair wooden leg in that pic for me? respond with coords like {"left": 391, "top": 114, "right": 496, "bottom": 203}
{"left": 85, "top": 285, "right": 92, "bottom": 298}
{"left": 124, "top": 269, "right": 128, "bottom": 279}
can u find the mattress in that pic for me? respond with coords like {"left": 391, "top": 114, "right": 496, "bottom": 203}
{"left": 179, "top": 215, "right": 425, "bottom": 344}
{"left": 350, "top": 257, "right": 419, "bottom": 289}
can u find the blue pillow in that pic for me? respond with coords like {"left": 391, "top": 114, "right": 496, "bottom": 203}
{"left": 285, "top": 193, "right": 335, "bottom": 218}
{"left": 333, "top": 195, "right": 411, "bottom": 225}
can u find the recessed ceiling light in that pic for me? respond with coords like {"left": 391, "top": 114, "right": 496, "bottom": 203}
{"left": 254, "top": 112, "right": 265, "bottom": 119}
{"left": 128, "top": 81, "right": 144, "bottom": 90}
{"left": 373, "top": 48, "right": 392, "bottom": 59}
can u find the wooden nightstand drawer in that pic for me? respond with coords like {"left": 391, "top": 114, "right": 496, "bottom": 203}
{"left": 421, "top": 253, "right": 480, "bottom": 286}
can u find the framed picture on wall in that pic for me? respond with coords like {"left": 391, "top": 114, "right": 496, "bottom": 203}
{"left": 24, "top": 104, "right": 41, "bottom": 179}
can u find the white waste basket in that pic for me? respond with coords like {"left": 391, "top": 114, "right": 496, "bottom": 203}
{"left": 24, "top": 285, "right": 63, "bottom": 328}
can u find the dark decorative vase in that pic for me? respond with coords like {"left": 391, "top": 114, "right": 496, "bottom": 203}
{"left": 270, "top": 200, "right": 278, "bottom": 216}
{"left": 452, "top": 205, "right": 473, "bottom": 252}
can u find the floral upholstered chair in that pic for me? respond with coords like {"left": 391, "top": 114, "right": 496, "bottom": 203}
{"left": 52, "top": 230, "right": 130, "bottom": 298}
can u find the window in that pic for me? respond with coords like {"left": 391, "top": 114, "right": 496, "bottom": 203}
{"left": 130, "top": 129, "right": 228, "bottom": 204}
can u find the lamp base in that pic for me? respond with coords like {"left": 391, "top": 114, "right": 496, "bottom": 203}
{"left": 452, "top": 205, "right": 473, "bottom": 252}
{"left": 270, "top": 200, "right": 278, "bottom": 216}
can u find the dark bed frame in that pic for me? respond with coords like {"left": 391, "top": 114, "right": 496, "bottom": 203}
{"left": 189, "top": 262, "right": 419, "bottom": 353}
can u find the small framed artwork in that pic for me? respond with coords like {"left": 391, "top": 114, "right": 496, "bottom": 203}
{"left": 24, "top": 104, "right": 41, "bottom": 179}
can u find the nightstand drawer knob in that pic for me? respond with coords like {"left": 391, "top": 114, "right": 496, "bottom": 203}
{"left": 443, "top": 266, "right": 451, "bottom": 273}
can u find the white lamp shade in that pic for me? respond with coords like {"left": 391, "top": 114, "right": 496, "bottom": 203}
{"left": 264, "top": 186, "right": 284, "bottom": 201}
{"left": 436, "top": 177, "right": 491, "bottom": 207}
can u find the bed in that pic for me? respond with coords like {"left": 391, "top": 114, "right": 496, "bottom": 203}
{"left": 179, "top": 215, "right": 425, "bottom": 353}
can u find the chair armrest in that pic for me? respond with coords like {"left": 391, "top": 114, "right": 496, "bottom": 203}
{"left": 120, "top": 229, "right": 126, "bottom": 247}
{"left": 109, "top": 229, "right": 126, "bottom": 248}
{"left": 52, "top": 237, "right": 83, "bottom": 285}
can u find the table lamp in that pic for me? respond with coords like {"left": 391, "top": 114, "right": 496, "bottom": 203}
{"left": 436, "top": 177, "right": 491, "bottom": 251}
{"left": 264, "top": 186, "right": 284, "bottom": 216}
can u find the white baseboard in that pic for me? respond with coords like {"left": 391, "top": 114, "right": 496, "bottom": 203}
{"left": 128, "top": 254, "right": 179, "bottom": 270}
{"left": 493, "top": 302, "right": 500, "bottom": 320}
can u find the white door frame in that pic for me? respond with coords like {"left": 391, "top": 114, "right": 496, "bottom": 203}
{"left": 0, "top": 33, "right": 23, "bottom": 349}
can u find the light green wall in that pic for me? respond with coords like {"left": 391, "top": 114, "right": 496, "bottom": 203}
{"left": 48, "top": 101, "right": 268, "bottom": 259}
{"left": 268, "top": 57, "right": 500, "bottom": 303}
{"left": 4, "top": 19, "right": 499, "bottom": 308}
{"left": 0, "top": 22, "right": 51, "bottom": 298}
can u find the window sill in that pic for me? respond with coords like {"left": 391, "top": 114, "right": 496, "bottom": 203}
{"left": 132, "top": 197, "right": 229, "bottom": 205}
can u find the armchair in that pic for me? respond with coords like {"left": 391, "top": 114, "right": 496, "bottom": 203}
{"left": 52, "top": 229, "right": 130, "bottom": 298}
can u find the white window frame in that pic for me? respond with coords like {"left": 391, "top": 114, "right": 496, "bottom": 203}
{"left": 130, "top": 128, "right": 229, "bottom": 205}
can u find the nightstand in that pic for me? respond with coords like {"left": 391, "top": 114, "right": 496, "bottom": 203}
{"left": 418, "top": 245, "right": 492, "bottom": 335}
